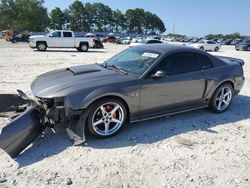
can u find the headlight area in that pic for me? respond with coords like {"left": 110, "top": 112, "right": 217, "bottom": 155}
{"left": 37, "top": 97, "right": 67, "bottom": 124}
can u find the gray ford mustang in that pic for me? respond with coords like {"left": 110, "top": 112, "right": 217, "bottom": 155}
{"left": 0, "top": 44, "right": 245, "bottom": 157}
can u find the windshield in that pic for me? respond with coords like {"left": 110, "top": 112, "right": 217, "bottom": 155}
{"left": 106, "top": 48, "right": 160, "bottom": 75}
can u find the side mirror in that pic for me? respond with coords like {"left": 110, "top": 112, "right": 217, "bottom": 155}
{"left": 151, "top": 70, "right": 166, "bottom": 79}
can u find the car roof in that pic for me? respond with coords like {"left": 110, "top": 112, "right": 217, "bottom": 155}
{"left": 136, "top": 43, "right": 198, "bottom": 54}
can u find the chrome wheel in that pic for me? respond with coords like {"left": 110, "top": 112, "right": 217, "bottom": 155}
{"left": 215, "top": 86, "right": 232, "bottom": 111}
{"left": 91, "top": 102, "right": 124, "bottom": 136}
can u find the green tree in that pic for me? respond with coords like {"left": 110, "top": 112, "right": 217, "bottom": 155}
{"left": 0, "top": 0, "right": 49, "bottom": 31}
{"left": 91, "top": 3, "right": 113, "bottom": 32}
{"left": 50, "top": 7, "right": 65, "bottom": 30}
{"left": 113, "top": 9, "right": 126, "bottom": 33}
{"left": 125, "top": 8, "right": 166, "bottom": 34}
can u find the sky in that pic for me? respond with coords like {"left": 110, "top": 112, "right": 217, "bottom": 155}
{"left": 44, "top": 0, "right": 250, "bottom": 37}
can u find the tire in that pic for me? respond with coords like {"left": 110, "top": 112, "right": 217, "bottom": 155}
{"left": 87, "top": 98, "right": 128, "bottom": 138}
{"left": 214, "top": 46, "right": 219, "bottom": 52}
{"left": 36, "top": 42, "right": 47, "bottom": 51}
{"left": 200, "top": 46, "right": 204, "bottom": 51}
{"left": 79, "top": 43, "right": 88, "bottom": 52}
{"left": 209, "top": 83, "right": 233, "bottom": 113}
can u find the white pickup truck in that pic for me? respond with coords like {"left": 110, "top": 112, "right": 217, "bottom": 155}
{"left": 29, "top": 30, "right": 95, "bottom": 52}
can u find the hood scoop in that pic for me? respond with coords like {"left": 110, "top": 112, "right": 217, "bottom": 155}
{"left": 67, "top": 65, "right": 101, "bottom": 75}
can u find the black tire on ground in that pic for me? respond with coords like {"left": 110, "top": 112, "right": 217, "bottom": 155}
{"left": 80, "top": 43, "right": 89, "bottom": 52}
{"left": 214, "top": 46, "right": 219, "bottom": 51}
{"left": 87, "top": 98, "right": 128, "bottom": 138}
{"left": 200, "top": 46, "right": 204, "bottom": 51}
{"left": 36, "top": 42, "right": 47, "bottom": 51}
{"left": 209, "top": 83, "right": 233, "bottom": 113}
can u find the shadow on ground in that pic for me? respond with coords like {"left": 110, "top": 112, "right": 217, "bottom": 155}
{"left": 0, "top": 94, "right": 249, "bottom": 167}
{"left": 33, "top": 49, "right": 106, "bottom": 53}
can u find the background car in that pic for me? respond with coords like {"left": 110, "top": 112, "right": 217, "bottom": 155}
{"left": 230, "top": 39, "right": 243, "bottom": 45}
{"left": 101, "top": 36, "right": 116, "bottom": 43}
{"left": 221, "top": 39, "right": 233, "bottom": 45}
{"left": 235, "top": 40, "right": 250, "bottom": 51}
{"left": 129, "top": 39, "right": 163, "bottom": 47}
{"left": 9, "top": 34, "right": 30, "bottom": 43}
{"left": 189, "top": 40, "right": 221, "bottom": 51}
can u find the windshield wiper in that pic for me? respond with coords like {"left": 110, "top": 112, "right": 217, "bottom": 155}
{"left": 107, "top": 64, "right": 128, "bottom": 75}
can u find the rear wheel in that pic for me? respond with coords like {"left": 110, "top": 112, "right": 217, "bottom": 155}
{"left": 200, "top": 46, "right": 204, "bottom": 51}
{"left": 209, "top": 84, "right": 233, "bottom": 113}
{"left": 37, "top": 42, "right": 47, "bottom": 51}
{"left": 80, "top": 43, "right": 88, "bottom": 52}
{"left": 87, "top": 98, "right": 127, "bottom": 138}
{"left": 214, "top": 46, "right": 219, "bottom": 51}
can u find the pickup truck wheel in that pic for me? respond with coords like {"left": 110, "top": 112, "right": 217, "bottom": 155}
{"left": 80, "top": 44, "right": 88, "bottom": 52}
{"left": 214, "top": 46, "right": 219, "bottom": 51}
{"left": 209, "top": 84, "right": 233, "bottom": 113}
{"left": 37, "top": 42, "right": 47, "bottom": 51}
{"left": 87, "top": 98, "right": 127, "bottom": 138}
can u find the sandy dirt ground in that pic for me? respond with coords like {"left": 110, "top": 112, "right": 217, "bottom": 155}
{"left": 0, "top": 40, "right": 249, "bottom": 188}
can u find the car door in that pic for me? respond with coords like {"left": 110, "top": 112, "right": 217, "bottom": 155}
{"left": 140, "top": 52, "right": 207, "bottom": 119}
{"left": 61, "top": 31, "right": 74, "bottom": 47}
{"left": 47, "top": 31, "right": 62, "bottom": 47}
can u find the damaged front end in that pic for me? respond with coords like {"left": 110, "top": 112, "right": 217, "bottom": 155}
{"left": 0, "top": 90, "right": 87, "bottom": 158}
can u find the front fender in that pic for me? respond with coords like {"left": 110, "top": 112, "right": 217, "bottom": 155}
{"left": 64, "top": 85, "right": 140, "bottom": 121}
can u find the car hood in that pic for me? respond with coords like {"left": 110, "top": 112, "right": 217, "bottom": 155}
{"left": 31, "top": 64, "right": 131, "bottom": 98}
{"left": 29, "top": 35, "right": 45, "bottom": 38}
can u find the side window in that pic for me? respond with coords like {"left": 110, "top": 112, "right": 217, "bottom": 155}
{"left": 156, "top": 52, "right": 201, "bottom": 75}
{"left": 207, "top": 41, "right": 215, "bottom": 44}
{"left": 197, "top": 54, "right": 213, "bottom": 69}
{"left": 63, "top": 32, "right": 72, "bottom": 37}
{"left": 51, "top": 31, "right": 61, "bottom": 37}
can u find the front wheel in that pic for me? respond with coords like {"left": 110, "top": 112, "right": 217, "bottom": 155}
{"left": 200, "top": 46, "right": 204, "bottom": 51}
{"left": 37, "top": 42, "right": 47, "bottom": 51}
{"left": 209, "top": 84, "right": 233, "bottom": 113}
{"left": 87, "top": 99, "right": 127, "bottom": 138}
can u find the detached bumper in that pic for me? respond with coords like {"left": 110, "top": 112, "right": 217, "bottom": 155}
{"left": 0, "top": 107, "right": 45, "bottom": 157}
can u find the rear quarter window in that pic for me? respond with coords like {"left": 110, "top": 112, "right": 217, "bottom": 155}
{"left": 63, "top": 32, "right": 72, "bottom": 37}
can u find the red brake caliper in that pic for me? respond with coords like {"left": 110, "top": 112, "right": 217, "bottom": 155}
{"left": 106, "top": 104, "right": 117, "bottom": 118}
